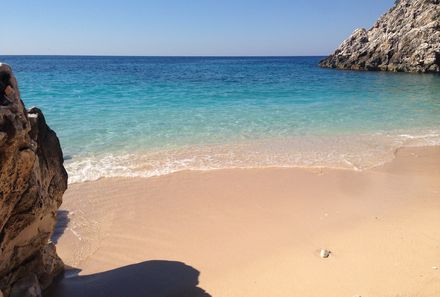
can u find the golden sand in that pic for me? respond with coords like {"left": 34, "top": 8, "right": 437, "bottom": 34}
{"left": 48, "top": 146, "right": 440, "bottom": 297}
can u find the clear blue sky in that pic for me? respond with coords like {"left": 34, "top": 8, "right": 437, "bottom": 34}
{"left": 3, "top": 0, "right": 394, "bottom": 56}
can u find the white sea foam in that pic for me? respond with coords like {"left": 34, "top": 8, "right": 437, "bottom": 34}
{"left": 65, "top": 129, "right": 440, "bottom": 184}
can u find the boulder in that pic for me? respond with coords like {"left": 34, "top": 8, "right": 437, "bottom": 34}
{"left": 320, "top": 0, "right": 440, "bottom": 73}
{"left": 0, "top": 63, "right": 67, "bottom": 296}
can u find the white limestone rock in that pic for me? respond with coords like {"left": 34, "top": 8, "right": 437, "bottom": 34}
{"left": 320, "top": 0, "right": 440, "bottom": 73}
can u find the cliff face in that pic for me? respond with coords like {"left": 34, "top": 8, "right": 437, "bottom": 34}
{"left": 320, "top": 0, "right": 440, "bottom": 73}
{"left": 0, "top": 64, "right": 67, "bottom": 297}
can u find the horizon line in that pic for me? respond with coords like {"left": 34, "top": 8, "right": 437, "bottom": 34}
{"left": 1, "top": 54, "right": 328, "bottom": 58}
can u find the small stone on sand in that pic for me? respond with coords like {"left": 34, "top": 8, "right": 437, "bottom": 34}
{"left": 320, "top": 249, "right": 331, "bottom": 258}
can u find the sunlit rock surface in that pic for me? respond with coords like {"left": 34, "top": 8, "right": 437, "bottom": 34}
{"left": 320, "top": 0, "right": 440, "bottom": 72}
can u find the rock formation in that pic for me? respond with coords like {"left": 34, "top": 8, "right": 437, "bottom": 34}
{"left": 0, "top": 63, "right": 68, "bottom": 297}
{"left": 320, "top": 0, "right": 440, "bottom": 73}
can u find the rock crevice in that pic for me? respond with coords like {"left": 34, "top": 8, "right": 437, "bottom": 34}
{"left": 0, "top": 63, "right": 67, "bottom": 297}
{"left": 320, "top": 0, "right": 440, "bottom": 73}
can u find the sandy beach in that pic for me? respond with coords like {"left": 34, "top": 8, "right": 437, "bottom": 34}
{"left": 47, "top": 146, "right": 440, "bottom": 297}
{"left": 2, "top": 1, "right": 439, "bottom": 297}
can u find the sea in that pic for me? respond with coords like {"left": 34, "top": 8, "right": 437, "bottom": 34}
{"left": 2, "top": 56, "right": 440, "bottom": 183}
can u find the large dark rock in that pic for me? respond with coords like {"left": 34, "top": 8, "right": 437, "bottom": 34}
{"left": 0, "top": 63, "right": 68, "bottom": 296}
{"left": 320, "top": 0, "right": 440, "bottom": 73}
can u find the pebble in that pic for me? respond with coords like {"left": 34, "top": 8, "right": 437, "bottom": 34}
{"left": 320, "top": 249, "right": 331, "bottom": 258}
{"left": 433, "top": 266, "right": 438, "bottom": 270}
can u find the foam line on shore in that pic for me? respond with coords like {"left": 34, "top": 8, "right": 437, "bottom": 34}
{"left": 65, "top": 130, "right": 440, "bottom": 183}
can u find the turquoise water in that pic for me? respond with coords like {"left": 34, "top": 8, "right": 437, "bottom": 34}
{"left": 2, "top": 56, "right": 440, "bottom": 182}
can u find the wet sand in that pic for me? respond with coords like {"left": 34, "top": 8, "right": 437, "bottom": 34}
{"left": 48, "top": 146, "right": 440, "bottom": 297}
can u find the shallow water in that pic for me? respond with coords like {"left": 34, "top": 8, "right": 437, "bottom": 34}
{"left": 2, "top": 56, "right": 440, "bottom": 182}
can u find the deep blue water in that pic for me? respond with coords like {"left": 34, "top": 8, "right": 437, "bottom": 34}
{"left": 2, "top": 56, "right": 440, "bottom": 182}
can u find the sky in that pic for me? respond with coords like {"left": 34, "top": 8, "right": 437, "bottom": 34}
{"left": 3, "top": 0, "right": 394, "bottom": 56}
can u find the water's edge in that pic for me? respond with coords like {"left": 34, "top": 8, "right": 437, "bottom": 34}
{"left": 66, "top": 130, "right": 440, "bottom": 184}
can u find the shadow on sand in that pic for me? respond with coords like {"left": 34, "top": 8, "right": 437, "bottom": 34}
{"left": 51, "top": 210, "right": 70, "bottom": 244}
{"left": 45, "top": 260, "right": 211, "bottom": 297}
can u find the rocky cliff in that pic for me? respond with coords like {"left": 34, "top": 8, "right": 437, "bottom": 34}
{"left": 320, "top": 0, "right": 440, "bottom": 73}
{"left": 0, "top": 63, "right": 67, "bottom": 297}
